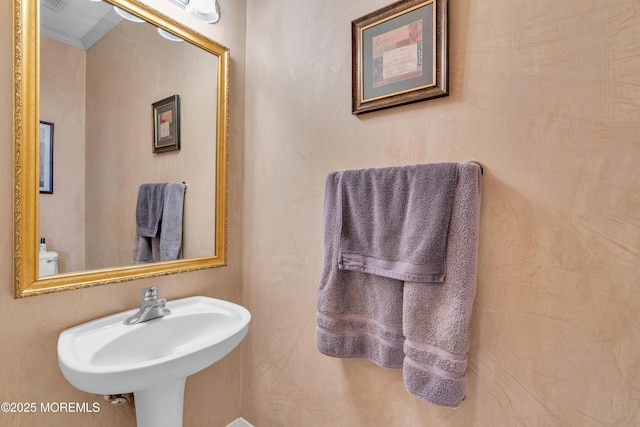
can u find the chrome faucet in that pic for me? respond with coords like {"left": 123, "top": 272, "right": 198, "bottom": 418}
{"left": 124, "top": 287, "right": 171, "bottom": 325}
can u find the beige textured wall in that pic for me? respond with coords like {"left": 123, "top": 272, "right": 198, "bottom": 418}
{"left": 40, "top": 37, "right": 86, "bottom": 274}
{"left": 240, "top": 0, "right": 640, "bottom": 426}
{"left": 85, "top": 19, "right": 217, "bottom": 270}
{"left": 0, "top": 0, "right": 246, "bottom": 426}
{"left": 5, "top": 0, "right": 640, "bottom": 425}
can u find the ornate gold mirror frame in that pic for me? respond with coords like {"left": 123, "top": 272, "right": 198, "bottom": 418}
{"left": 13, "top": 0, "right": 229, "bottom": 298}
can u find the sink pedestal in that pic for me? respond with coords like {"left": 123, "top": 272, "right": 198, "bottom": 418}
{"left": 134, "top": 378, "right": 186, "bottom": 427}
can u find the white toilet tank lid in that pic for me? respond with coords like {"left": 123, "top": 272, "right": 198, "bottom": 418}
{"left": 39, "top": 250, "right": 58, "bottom": 260}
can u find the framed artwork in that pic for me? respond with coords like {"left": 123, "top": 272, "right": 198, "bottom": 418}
{"left": 152, "top": 95, "right": 181, "bottom": 153}
{"left": 39, "top": 121, "right": 54, "bottom": 194}
{"left": 352, "top": 0, "right": 448, "bottom": 115}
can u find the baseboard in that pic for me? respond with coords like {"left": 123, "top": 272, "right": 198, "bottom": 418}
{"left": 226, "top": 417, "right": 254, "bottom": 427}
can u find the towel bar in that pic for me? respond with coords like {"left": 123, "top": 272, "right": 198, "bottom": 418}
{"left": 469, "top": 161, "right": 485, "bottom": 178}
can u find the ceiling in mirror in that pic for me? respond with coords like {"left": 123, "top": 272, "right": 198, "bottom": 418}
{"left": 40, "top": 0, "right": 121, "bottom": 49}
{"left": 13, "top": 0, "right": 229, "bottom": 298}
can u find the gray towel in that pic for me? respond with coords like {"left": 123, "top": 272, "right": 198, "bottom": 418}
{"left": 160, "top": 182, "right": 186, "bottom": 261}
{"left": 402, "top": 162, "right": 482, "bottom": 407}
{"left": 316, "top": 162, "right": 483, "bottom": 407}
{"left": 338, "top": 163, "right": 458, "bottom": 282}
{"left": 133, "top": 182, "right": 186, "bottom": 263}
{"left": 136, "top": 183, "right": 167, "bottom": 237}
{"left": 317, "top": 171, "right": 406, "bottom": 369}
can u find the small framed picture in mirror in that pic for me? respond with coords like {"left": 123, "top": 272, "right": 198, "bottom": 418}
{"left": 39, "top": 121, "right": 54, "bottom": 194}
{"left": 152, "top": 95, "right": 181, "bottom": 153}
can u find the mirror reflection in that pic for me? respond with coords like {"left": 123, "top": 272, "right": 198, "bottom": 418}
{"left": 13, "top": 0, "right": 228, "bottom": 298}
{"left": 39, "top": 0, "right": 218, "bottom": 275}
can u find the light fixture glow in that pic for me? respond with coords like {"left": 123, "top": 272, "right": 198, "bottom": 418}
{"left": 185, "top": 0, "right": 220, "bottom": 24}
{"left": 113, "top": 6, "right": 145, "bottom": 23}
{"left": 157, "top": 28, "right": 184, "bottom": 42}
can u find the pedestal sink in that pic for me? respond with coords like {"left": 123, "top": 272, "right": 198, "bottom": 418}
{"left": 57, "top": 295, "right": 250, "bottom": 427}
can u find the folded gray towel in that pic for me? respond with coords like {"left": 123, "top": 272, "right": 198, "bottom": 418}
{"left": 316, "top": 171, "right": 405, "bottom": 369}
{"left": 136, "top": 183, "right": 167, "bottom": 237}
{"left": 133, "top": 182, "right": 186, "bottom": 264}
{"left": 338, "top": 163, "right": 458, "bottom": 282}
{"left": 133, "top": 234, "right": 161, "bottom": 264}
{"left": 402, "top": 162, "right": 482, "bottom": 407}
{"left": 316, "top": 162, "right": 483, "bottom": 407}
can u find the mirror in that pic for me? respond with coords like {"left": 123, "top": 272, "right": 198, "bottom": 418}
{"left": 13, "top": 0, "right": 229, "bottom": 298}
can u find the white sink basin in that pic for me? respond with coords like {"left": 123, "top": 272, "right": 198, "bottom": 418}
{"left": 58, "top": 296, "right": 250, "bottom": 427}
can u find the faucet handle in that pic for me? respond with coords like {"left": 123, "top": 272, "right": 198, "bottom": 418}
{"left": 142, "top": 286, "right": 158, "bottom": 301}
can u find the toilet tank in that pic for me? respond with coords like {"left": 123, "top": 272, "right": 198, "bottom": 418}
{"left": 39, "top": 251, "right": 59, "bottom": 276}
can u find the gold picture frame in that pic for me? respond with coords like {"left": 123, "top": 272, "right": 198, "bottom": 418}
{"left": 152, "top": 94, "right": 180, "bottom": 153}
{"left": 352, "top": 0, "right": 448, "bottom": 115}
{"left": 39, "top": 121, "right": 54, "bottom": 194}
